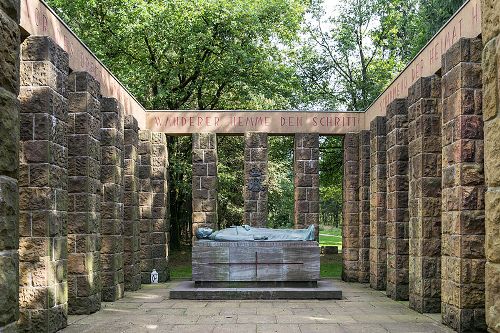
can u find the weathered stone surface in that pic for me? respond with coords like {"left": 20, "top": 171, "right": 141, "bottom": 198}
{"left": 100, "top": 97, "right": 125, "bottom": 301}
{"left": 67, "top": 72, "right": 101, "bottom": 314}
{"left": 123, "top": 115, "right": 141, "bottom": 291}
{"left": 408, "top": 76, "right": 442, "bottom": 314}
{"left": 0, "top": 8, "right": 20, "bottom": 95}
{"left": 482, "top": 0, "right": 500, "bottom": 44}
{"left": 294, "top": 133, "right": 319, "bottom": 240}
{"left": 244, "top": 132, "right": 268, "bottom": 227}
{"left": 342, "top": 132, "right": 359, "bottom": 282}
{"left": 370, "top": 117, "right": 387, "bottom": 291}
{"left": 19, "top": 36, "right": 69, "bottom": 332}
{"left": 441, "top": 37, "right": 486, "bottom": 333}
{"left": 192, "top": 133, "right": 218, "bottom": 238}
{"left": 385, "top": 98, "right": 409, "bottom": 301}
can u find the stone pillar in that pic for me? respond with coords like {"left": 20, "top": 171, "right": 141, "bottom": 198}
{"left": 244, "top": 132, "right": 268, "bottom": 227}
{"left": 358, "top": 130, "right": 370, "bottom": 283}
{"left": 123, "top": 115, "right": 141, "bottom": 291}
{"left": 385, "top": 98, "right": 409, "bottom": 301}
{"left": 342, "top": 133, "right": 359, "bottom": 282}
{"left": 138, "top": 130, "right": 153, "bottom": 283}
{"left": 294, "top": 133, "right": 319, "bottom": 239}
{"left": 407, "top": 76, "right": 442, "bottom": 313}
{"left": 0, "top": 1, "right": 20, "bottom": 331}
{"left": 151, "top": 133, "right": 169, "bottom": 282}
{"left": 369, "top": 117, "right": 387, "bottom": 290}
{"left": 100, "top": 98, "right": 124, "bottom": 301}
{"left": 192, "top": 133, "right": 218, "bottom": 237}
{"left": 481, "top": 4, "right": 500, "bottom": 332}
{"left": 18, "top": 36, "right": 69, "bottom": 332}
{"left": 441, "top": 37, "right": 486, "bottom": 332}
{"left": 66, "top": 72, "right": 101, "bottom": 314}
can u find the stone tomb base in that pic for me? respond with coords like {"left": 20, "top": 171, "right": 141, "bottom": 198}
{"left": 170, "top": 241, "right": 342, "bottom": 299}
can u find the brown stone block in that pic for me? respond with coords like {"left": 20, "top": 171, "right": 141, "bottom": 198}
{"left": 485, "top": 262, "right": 500, "bottom": 331}
{"left": 442, "top": 38, "right": 482, "bottom": 74}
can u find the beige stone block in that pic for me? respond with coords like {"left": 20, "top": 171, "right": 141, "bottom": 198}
{"left": 485, "top": 262, "right": 500, "bottom": 332}
{"left": 485, "top": 117, "right": 500, "bottom": 187}
{"left": 486, "top": 190, "right": 500, "bottom": 262}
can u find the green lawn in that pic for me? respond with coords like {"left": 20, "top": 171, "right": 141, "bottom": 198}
{"left": 319, "top": 227, "right": 342, "bottom": 249}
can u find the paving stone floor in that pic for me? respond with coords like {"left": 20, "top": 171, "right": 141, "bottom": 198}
{"left": 61, "top": 280, "right": 455, "bottom": 333}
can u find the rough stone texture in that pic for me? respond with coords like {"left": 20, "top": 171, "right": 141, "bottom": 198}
{"left": 150, "top": 132, "right": 169, "bottom": 283}
{"left": 407, "top": 76, "right": 442, "bottom": 314}
{"left": 244, "top": 132, "right": 268, "bottom": 227}
{"left": 482, "top": 0, "right": 500, "bottom": 44}
{"left": 482, "top": 20, "right": 500, "bottom": 332}
{"left": 342, "top": 133, "right": 359, "bottom": 282}
{"left": 0, "top": 2, "right": 19, "bottom": 332}
{"left": 18, "top": 36, "right": 69, "bottom": 332}
{"left": 66, "top": 71, "right": 101, "bottom": 315}
{"left": 100, "top": 98, "right": 124, "bottom": 302}
{"left": 385, "top": 98, "right": 409, "bottom": 301}
{"left": 294, "top": 133, "right": 319, "bottom": 240}
{"left": 123, "top": 116, "right": 141, "bottom": 291}
{"left": 358, "top": 130, "right": 370, "bottom": 283}
{"left": 369, "top": 117, "right": 387, "bottom": 291}
{"left": 138, "top": 130, "right": 154, "bottom": 284}
{"left": 441, "top": 37, "right": 486, "bottom": 332}
{"left": 192, "top": 133, "right": 218, "bottom": 238}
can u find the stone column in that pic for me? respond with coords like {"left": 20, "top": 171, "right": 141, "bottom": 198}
{"left": 441, "top": 37, "right": 486, "bottom": 332}
{"left": 66, "top": 71, "right": 101, "bottom": 314}
{"left": 358, "top": 130, "right": 370, "bottom": 283}
{"left": 244, "top": 132, "right": 268, "bottom": 227}
{"left": 342, "top": 133, "right": 359, "bottom": 282}
{"left": 370, "top": 117, "right": 387, "bottom": 290}
{"left": 481, "top": 5, "right": 500, "bottom": 332}
{"left": 151, "top": 133, "right": 169, "bottom": 282}
{"left": 123, "top": 116, "right": 141, "bottom": 291}
{"left": 294, "top": 133, "right": 319, "bottom": 239}
{"left": 0, "top": 1, "right": 20, "bottom": 332}
{"left": 138, "top": 130, "right": 153, "bottom": 283}
{"left": 192, "top": 133, "right": 218, "bottom": 237}
{"left": 100, "top": 97, "right": 124, "bottom": 301}
{"left": 18, "top": 36, "right": 69, "bottom": 332}
{"left": 385, "top": 98, "right": 409, "bottom": 301}
{"left": 407, "top": 76, "right": 442, "bottom": 313}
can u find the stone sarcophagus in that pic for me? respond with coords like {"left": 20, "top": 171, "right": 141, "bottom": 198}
{"left": 192, "top": 241, "right": 320, "bottom": 286}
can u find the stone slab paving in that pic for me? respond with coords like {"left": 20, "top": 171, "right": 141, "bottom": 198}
{"left": 60, "top": 280, "right": 455, "bottom": 333}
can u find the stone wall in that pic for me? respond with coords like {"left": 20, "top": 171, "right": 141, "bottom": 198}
{"left": 244, "top": 132, "right": 268, "bottom": 227}
{"left": 407, "top": 76, "right": 442, "bottom": 313}
{"left": 66, "top": 71, "right": 101, "bottom": 314}
{"left": 481, "top": 1, "right": 500, "bottom": 331}
{"left": 100, "top": 97, "right": 124, "bottom": 301}
{"left": 0, "top": 0, "right": 20, "bottom": 331}
{"left": 192, "top": 133, "right": 218, "bottom": 237}
{"left": 441, "top": 37, "right": 486, "bottom": 332}
{"left": 369, "top": 117, "right": 387, "bottom": 290}
{"left": 358, "top": 130, "right": 370, "bottom": 283}
{"left": 294, "top": 133, "right": 319, "bottom": 238}
{"left": 385, "top": 98, "right": 409, "bottom": 301}
{"left": 18, "top": 36, "right": 69, "bottom": 332}
{"left": 123, "top": 115, "right": 141, "bottom": 291}
{"left": 342, "top": 133, "right": 359, "bottom": 282}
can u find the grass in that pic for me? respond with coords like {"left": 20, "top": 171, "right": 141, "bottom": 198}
{"left": 169, "top": 246, "right": 343, "bottom": 280}
{"left": 319, "top": 227, "right": 342, "bottom": 249}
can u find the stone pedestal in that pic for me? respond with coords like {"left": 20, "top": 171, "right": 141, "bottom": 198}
{"left": 385, "top": 98, "right": 409, "bottom": 301}
{"left": 18, "top": 36, "right": 69, "bottom": 332}
{"left": 100, "top": 97, "right": 124, "bottom": 301}
{"left": 151, "top": 133, "right": 169, "bottom": 282}
{"left": 0, "top": 1, "right": 20, "bottom": 332}
{"left": 369, "top": 117, "right": 387, "bottom": 290}
{"left": 66, "top": 71, "right": 101, "bottom": 314}
{"left": 123, "top": 115, "right": 141, "bottom": 291}
{"left": 342, "top": 133, "right": 359, "bottom": 282}
{"left": 244, "top": 132, "right": 268, "bottom": 227}
{"left": 441, "top": 37, "right": 486, "bottom": 332}
{"left": 294, "top": 133, "right": 319, "bottom": 238}
{"left": 482, "top": 22, "right": 500, "bottom": 333}
{"left": 192, "top": 133, "right": 218, "bottom": 238}
{"left": 358, "top": 130, "right": 370, "bottom": 283}
{"left": 407, "top": 76, "right": 442, "bottom": 313}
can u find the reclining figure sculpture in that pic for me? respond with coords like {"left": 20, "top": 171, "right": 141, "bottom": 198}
{"left": 195, "top": 224, "right": 316, "bottom": 241}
